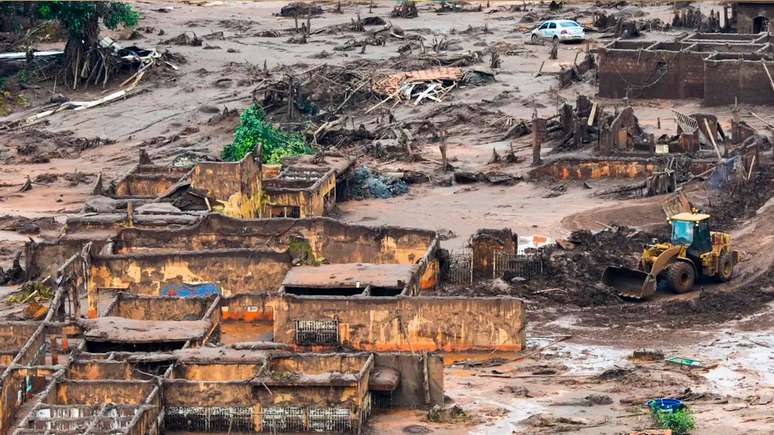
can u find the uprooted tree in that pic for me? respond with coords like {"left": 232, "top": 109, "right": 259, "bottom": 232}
{"left": 35, "top": 1, "right": 139, "bottom": 89}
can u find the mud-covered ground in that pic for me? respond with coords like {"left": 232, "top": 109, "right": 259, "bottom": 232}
{"left": 2, "top": 1, "right": 774, "bottom": 434}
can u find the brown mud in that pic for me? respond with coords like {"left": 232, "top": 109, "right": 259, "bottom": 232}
{"left": 1, "top": 1, "right": 774, "bottom": 434}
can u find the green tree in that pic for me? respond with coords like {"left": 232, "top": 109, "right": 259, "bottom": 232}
{"left": 223, "top": 105, "right": 316, "bottom": 164}
{"left": 35, "top": 1, "right": 139, "bottom": 88}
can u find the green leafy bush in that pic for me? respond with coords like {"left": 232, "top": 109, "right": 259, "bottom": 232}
{"left": 35, "top": 2, "right": 138, "bottom": 37}
{"left": 654, "top": 408, "right": 695, "bottom": 435}
{"left": 222, "top": 105, "right": 315, "bottom": 164}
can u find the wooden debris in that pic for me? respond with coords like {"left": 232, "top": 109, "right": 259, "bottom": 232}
{"left": 19, "top": 176, "right": 32, "bottom": 192}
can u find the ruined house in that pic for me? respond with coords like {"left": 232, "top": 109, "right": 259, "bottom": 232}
{"left": 730, "top": 0, "right": 774, "bottom": 33}
{"left": 1, "top": 197, "right": 527, "bottom": 433}
{"left": 598, "top": 33, "right": 774, "bottom": 105}
{"left": 104, "top": 150, "right": 355, "bottom": 219}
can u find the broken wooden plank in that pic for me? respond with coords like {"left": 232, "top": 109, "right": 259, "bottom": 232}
{"left": 762, "top": 60, "right": 774, "bottom": 94}
{"left": 365, "top": 87, "right": 402, "bottom": 114}
{"left": 703, "top": 118, "right": 723, "bottom": 161}
{"left": 749, "top": 110, "right": 774, "bottom": 129}
{"left": 587, "top": 101, "right": 597, "bottom": 126}
{"left": 535, "top": 60, "right": 545, "bottom": 77}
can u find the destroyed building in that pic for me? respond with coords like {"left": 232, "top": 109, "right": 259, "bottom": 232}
{"left": 729, "top": 0, "right": 774, "bottom": 33}
{"left": 102, "top": 149, "right": 355, "bottom": 219}
{"left": 598, "top": 33, "right": 774, "bottom": 105}
{"left": 1, "top": 165, "right": 527, "bottom": 432}
{"left": 524, "top": 90, "right": 763, "bottom": 201}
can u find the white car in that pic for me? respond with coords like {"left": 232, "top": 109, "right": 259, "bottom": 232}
{"left": 530, "top": 20, "right": 585, "bottom": 42}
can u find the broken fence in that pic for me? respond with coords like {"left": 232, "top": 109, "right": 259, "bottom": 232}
{"left": 493, "top": 252, "right": 544, "bottom": 280}
{"left": 446, "top": 250, "right": 543, "bottom": 285}
{"left": 295, "top": 319, "right": 339, "bottom": 346}
{"left": 164, "top": 403, "right": 368, "bottom": 433}
{"left": 447, "top": 250, "right": 473, "bottom": 286}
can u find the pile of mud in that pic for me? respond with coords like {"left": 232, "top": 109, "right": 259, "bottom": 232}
{"left": 578, "top": 268, "right": 774, "bottom": 328}
{"left": 0, "top": 215, "right": 60, "bottom": 236}
{"left": 254, "top": 63, "right": 379, "bottom": 126}
{"left": 510, "top": 225, "right": 668, "bottom": 307}
{"left": 438, "top": 225, "right": 667, "bottom": 307}
{"left": 3, "top": 128, "right": 115, "bottom": 163}
{"left": 279, "top": 2, "right": 324, "bottom": 17}
{"left": 709, "top": 161, "right": 774, "bottom": 231}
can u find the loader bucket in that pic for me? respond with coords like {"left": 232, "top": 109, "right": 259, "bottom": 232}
{"left": 602, "top": 267, "right": 657, "bottom": 300}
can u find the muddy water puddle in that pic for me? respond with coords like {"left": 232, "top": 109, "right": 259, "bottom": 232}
{"left": 699, "top": 330, "right": 774, "bottom": 395}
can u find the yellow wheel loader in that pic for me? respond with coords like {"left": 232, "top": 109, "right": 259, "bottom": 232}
{"left": 602, "top": 212, "right": 738, "bottom": 299}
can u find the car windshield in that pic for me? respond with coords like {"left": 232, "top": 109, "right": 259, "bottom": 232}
{"left": 671, "top": 220, "right": 694, "bottom": 246}
{"left": 561, "top": 22, "right": 580, "bottom": 27}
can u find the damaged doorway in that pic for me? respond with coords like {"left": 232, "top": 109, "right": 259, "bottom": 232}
{"left": 754, "top": 16, "right": 769, "bottom": 33}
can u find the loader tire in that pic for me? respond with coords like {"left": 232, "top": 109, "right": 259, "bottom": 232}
{"left": 718, "top": 253, "right": 734, "bottom": 282}
{"left": 666, "top": 261, "right": 695, "bottom": 294}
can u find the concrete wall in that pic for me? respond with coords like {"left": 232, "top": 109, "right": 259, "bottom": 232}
{"left": 0, "top": 322, "right": 45, "bottom": 367}
{"left": 163, "top": 380, "right": 363, "bottom": 408}
{"left": 270, "top": 353, "right": 369, "bottom": 376}
{"left": 531, "top": 158, "right": 659, "bottom": 179}
{"left": 264, "top": 169, "right": 337, "bottom": 218}
{"left": 114, "top": 164, "right": 189, "bottom": 198}
{"left": 89, "top": 249, "right": 292, "bottom": 297}
{"left": 174, "top": 363, "right": 261, "bottom": 381}
{"left": 191, "top": 152, "right": 263, "bottom": 219}
{"left": 274, "top": 296, "right": 526, "bottom": 352}
{"left": 221, "top": 293, "right": 277, "bottom": 321}
{"left": 54, "top": 380, "right": 155, "bottom": 405}
{"left": 598, "top": 38, "right": 773, "bottom": 104}
{"left": 736, "top": 4, "right": 774, "bottom": 33}
{"left": 374, "top": 353, "right": 443, "bottom": 408}
{"left": 0, "top": 322, "right": 39, "bottom": 354}
{"left": 113, "top": 215, "right": 438, "bottom": 266}
{"left": 107, "top": 293, "right": 214, "bottom": 321}
{"left": 598, "top": 43, "right": 705, "bottom": 99}
{"left": 704, "top": 55, "right": 774, "bottom": 106}
{"left": 114, "top": 174, "right": 185, "bottom": 198}
{"left": 0, "top": 367, "right": 57, "bottom": 434}
{"left": 25, "top": 239, "right": 93, "bottom": 281}
{"left": 531, "top": 158, "right": 717, "bottom": 180}
{"left": 67, "top": 361, "right": 137, "bottom": 380}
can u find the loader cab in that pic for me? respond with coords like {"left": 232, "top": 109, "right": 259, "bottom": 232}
{"left": 669, "top": 213, "right": 712, "bottom": 254}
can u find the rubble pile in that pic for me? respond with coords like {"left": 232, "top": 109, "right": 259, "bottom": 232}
{"left": 709, "top": 160, "right": 774, "bottom": 230}
{"left": 3, "top": 128, "right": 115, "bottom": 164}
{"left": 405, "top": 102, "right": 523, "bottom": 145}
{"left": 672, "top": 7, "right": 721, "bottom": 32}
{"left": 251, "top": 58, "right": 497, "bottom": 154}
{"left": 331, "top": 22, "right": 422, "bottom": 52}
{"left": 579, "top": 261, "right": 774, "bottom": 328}
{"left": 434, "top": 0, "right": 482, "bottom": 13}
{"left": 372, "top": 67, "right": 466, "bottom": 106}
{"left": 252, "top": 63, "right": 379, "bottom": 126}
{"left": 279, "top": 2, "right": 324, "bottom": 17}
{"left": 545, "top": 95, "right": 604, "bottom": 152}
{"left": 593, "top": 10, "right": 669, "bottom": 38}
{"left": 511, "top": 225, "right": 667, "bottom": 307}
{"left": 391, "top": 1, "right": 419, "bottom": 18}
{"left": 349, "top": 166, "right": 409, "bottom": 199}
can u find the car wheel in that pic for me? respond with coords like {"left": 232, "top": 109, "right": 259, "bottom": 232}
{"left": 531, "top": 34, "right": 538, "bottom": 42}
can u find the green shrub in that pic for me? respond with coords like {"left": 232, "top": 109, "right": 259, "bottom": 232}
{"left": 222, "top": 104, "right": 315, "bottom": 164}
{"left": 35, "top": 2, "right": 138, "bottom": 37}
{"left": 654, "top": 408, "right": 695, "bottom": 435}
